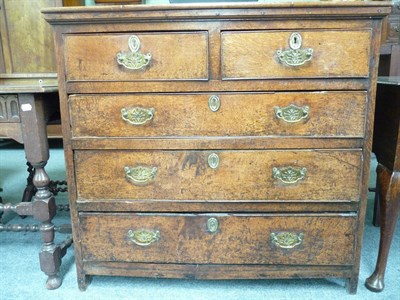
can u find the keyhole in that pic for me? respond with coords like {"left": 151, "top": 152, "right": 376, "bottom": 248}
{"left": 208, "top": 153, "right": 220, "bottom": 169}
{"left": 289, "top": 32, "right": 302, "bottom": 50}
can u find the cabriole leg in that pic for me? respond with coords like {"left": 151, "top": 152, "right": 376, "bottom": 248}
{"left": 365, "top": 166, "right": 400, "bottom": 292}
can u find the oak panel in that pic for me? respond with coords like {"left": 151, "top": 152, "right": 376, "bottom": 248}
{"left": 74, "top": 149, "right": 362, "bottom": 201}
{"left": 64, "top": 32, "right": 209, "bottom": 81}
{"left": 70, "top": 92, "right": 367, "bottom": 138}
{"left": 80, "top": 213, "right": 356, "bottom": 265}
{"left": 222, "top": 30, "right": 371, "bottom": 79}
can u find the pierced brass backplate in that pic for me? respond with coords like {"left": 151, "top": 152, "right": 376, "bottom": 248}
{"left": 127, "top": 229, "right": 160, "bottom": 246}
{"left": 272, "top": 166, "right": 307, "bottom": 184}
{"left": 121, "top": 107, "right": 154, "bottom": 126}
{"left": 276, "top": 32, "right": 313, "bottom": 67}
{"left": 270, "top": 232, "right": 304, "bottom": 249}
{"left": 274, "top": 104, "right": 309, "bottom": 123}
{"left": 117, "top": 35, "right": 152, "bottom": 70}
{"left": 124, "top": 166, "right": 157, "bottom": 186}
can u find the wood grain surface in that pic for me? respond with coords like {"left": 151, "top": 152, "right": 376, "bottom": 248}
{"left": 42, "top": 2, "right": 391, "bottom": 291}
{"left": 80, "top": 213, "right": 356, "bottom": 266}
{"left": 221, "top": 30, "right": 371, "bottom": 79}
{"left": 70, "top": 91, "right": 367, "bottom": 138}
{"left": 74, "top": 149, "right": 362, "bottom": 201}
{"left": 64, "top": 32, "right": 209, "bottom": 81}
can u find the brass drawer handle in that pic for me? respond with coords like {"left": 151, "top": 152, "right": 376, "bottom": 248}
{"left": 117, "top": 35, "right": 152, "bottom": 70}
{"left": 276, "top": 32, "right": 313, "bottom": 67}
{"left": 208, "top": 153, "right": 220, "bottom": 169}
{"left": 121, "top": 107, "right": 154, "bottom": 126}
{"left": 206, "top": 217, "right": 219, "bottom": 233}
{"left": 274, "top": 104, "right": 309, "bottom": 123}
{"left": 270, "top": 232, "right": 304, "bottom": 249}
{"left": 208, "top": 95, "right": 220, "bottom": 112}
{"left": 127, "top": 229, "right": 160, "bottom": 246}
{"left": 272, "top": 166, "right": 307, "bottom": 184}
{"left": 124, "top": 166, "right": 157, "bottom": 185}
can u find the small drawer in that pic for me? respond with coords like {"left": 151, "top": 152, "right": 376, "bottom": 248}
{"left": 70, "top": 91, "right": 366, "bottom": 138}
{"left": 64, "top": 32, "right": 209, "bottom": 81}
{"left": 80, "top": 213, "right": 356, "bottom": 266}
{"left": 74, "top": 149, "right": 362, "bottom": 202}
{"left": 221, "top": 30, "right": 371, "bottom": 79}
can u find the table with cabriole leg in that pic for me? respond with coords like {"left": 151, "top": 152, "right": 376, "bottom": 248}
{"left": 365, "top": 76, "right": 400, "bottom": 292}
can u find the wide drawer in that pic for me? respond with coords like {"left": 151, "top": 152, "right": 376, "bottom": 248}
{"left": 74, "top": 150, "right": 362, "bottom": 201}
{"left": 64, "top": 32, "right": 209, "bottom": 81}
{"left": 70, "top": 92, "right": 366, "bottom": 138}
{"left": 80, "top": 213, "right": 356, "bottom": 265}
{"left": 221, "top": 30, "right": 371, "bottom": 79}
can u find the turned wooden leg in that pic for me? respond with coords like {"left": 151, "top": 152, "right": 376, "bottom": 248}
{"left": 21, "top": 162, "right": 36, "bottom": 203}
{"left": 365, "top": 164, "right": 400, "bottom": 292}
{"left": 18, "top": 93, "right": 63, "bottom": 289}
{"left": 31, "top": 163, "right": 62, "bottom": 289}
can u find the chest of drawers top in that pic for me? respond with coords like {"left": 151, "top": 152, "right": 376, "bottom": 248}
{"left": 43, "top": 2, "right": 392, "bottom": 94}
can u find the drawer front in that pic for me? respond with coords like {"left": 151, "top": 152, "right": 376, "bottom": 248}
{"left": 80, "top": 213, "right": 356, "bottom": 266}
{"left": 221, "top": 30, "right": 371, "bottom": 79}
{"left": 75, "top": 150, "right": 362, "bottom": 201}
{"left": 64, "top": 32, "right": 209, "bottom": 81}
{"left": 70, "top": 92, "right": 366, "bottom": 138}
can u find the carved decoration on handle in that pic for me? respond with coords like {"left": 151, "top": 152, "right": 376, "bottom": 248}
{"left": 117, "top": 35, "right": 152, "bottom": 70}
{"left": 124, "top": 166, "right": 157, "bottom": 186}
{"left": 272, "top": 166, "right": 307, "bottom": 184}
{"left": 270, "top": 232, "right": 304, "bottom": 249}
{"left": 274, "top": 104, "right": 309, "bottom": 123}
{"left": 121, "top": 107, "right": 155, "bottom": 126}
{"left": 127, "top": 229, "right": 160, "bottom": 246}
{"left": 276, "top": 32, "right": 313, "bottom": 67}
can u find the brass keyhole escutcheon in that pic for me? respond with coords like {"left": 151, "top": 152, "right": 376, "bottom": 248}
{"left": 289, "top": 32, "right": 302, "bottom": 50}
{"left": 116, "top": 35, "right": 152, "bottom": 70}
{"left": 208, "top": 95, "right": 220, "bottom": 112}
{"left": 207, "top": 217, "right": 219, "bottom": 233}
{"left": 277, "top": 32, "right": 313, "bottom": 67}
{"left": 208, "top": 153, "right": 220, "bottom": 169}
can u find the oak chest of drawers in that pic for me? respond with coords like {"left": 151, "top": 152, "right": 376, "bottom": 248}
{"left": 43, "top": 2, "right": 391, "bottom": 293}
